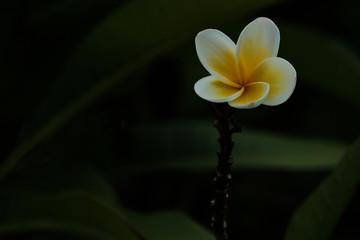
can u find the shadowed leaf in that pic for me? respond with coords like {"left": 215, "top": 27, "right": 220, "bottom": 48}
{"left": 0, "top": 0, "right": 287, "bottom": 180}
{"left": 125, "top": 210, "right": 216, "bottom": 240}
{"left": 0, "top": 192, "right": 141, "bottom": 240}
{"left": 284, "top": 136, "right": 360, "bottom": 240}
{"left": 121, "top": 121, "right": 347, "bottom": 176}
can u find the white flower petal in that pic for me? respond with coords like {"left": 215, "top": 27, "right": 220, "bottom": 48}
{"left": 247, "top": 57, "right": 296, "bottom": 106}
{"left": 236, "top": 17, "right": 280, "bottom": 80}
{"left": 196, "top": 29, "right": 241, "bottom": 88}
{"left": 194, "top": 76, "right": 244, "bottom": 103}
{"left": 228, "top": 82, "right": 269, "bottom": 109}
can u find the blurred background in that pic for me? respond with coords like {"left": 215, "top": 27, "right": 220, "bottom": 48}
{"left": 1, "top": 0, "right": 360, "bottom": 239}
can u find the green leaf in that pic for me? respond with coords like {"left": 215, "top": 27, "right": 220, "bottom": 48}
{"left": 6, "top": 164, "right": 118, "bottom": 204}
{"left": 0, "top": 165, "right": 135, "bottom": 239}
{"left": 124, "top": 210, "right": 215, "bottom": 240}
{"left": 283, "top": 136, "right": 360, "bottom": 240}
{"left": 281, "top": 24, "right": 360, "bottom": 105}
{"left": 0, "top": 0, "right": 286, "bottom": 180}
{"left": 0, "top": 192, "right": 141, "bottom": 240}
{"left": 0, "top": 189, "right": 215, "bottom": 240}
{"left": 120, "top": 121, "right": 347, "bottom": 177}
{"left": 0, "top": 161, "right": 215, "bottom": 240}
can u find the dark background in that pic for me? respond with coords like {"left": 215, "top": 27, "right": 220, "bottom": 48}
{"left": 1, "top": 0, "right": 360, "bottom": 239}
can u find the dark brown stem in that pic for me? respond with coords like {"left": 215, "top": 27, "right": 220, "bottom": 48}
{"left": 209, "top": 103, "right": 240, "bottom": 240}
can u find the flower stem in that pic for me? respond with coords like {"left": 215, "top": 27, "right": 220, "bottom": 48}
{"left": 209, "top": 103, "right": 240, "bottom": 240}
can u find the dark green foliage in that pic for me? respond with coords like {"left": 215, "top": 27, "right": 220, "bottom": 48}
{"left": 1, "top": 0, "right": 360, "bottom": 239}
{"left": 284, "top": 137, "right": 360, "bottom": 240}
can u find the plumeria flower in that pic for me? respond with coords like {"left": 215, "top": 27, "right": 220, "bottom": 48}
{"left": 194, "top": 17, "right": 296, "bottom": 109}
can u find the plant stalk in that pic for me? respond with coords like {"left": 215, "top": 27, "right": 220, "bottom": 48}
{"left": 210, "top": 103, "right": 240, "bottom": 240}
